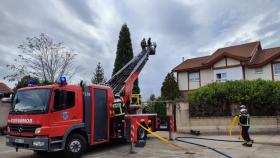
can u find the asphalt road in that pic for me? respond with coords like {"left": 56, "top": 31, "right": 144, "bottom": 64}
{"left": 0, "top": 132, "right": 280, "bottom": 158}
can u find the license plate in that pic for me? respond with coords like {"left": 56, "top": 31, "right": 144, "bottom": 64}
{"left": 15, "top": 139, "right": 24, "bottom": 144}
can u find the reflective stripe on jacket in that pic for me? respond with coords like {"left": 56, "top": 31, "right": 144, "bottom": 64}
{"left": 239, "top": 114, "right": 250, "bottom": 126}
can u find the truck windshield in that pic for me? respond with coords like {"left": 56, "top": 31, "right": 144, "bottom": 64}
{"left": 11, "top": 89, "right": 51, "bottom": 114}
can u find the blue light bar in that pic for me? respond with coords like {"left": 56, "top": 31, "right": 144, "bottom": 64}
{"left": 59, "top": 76, "right": 67, "bottom": 85}
{"left": 28, "top": 80, "right": 36, "bottom": 86}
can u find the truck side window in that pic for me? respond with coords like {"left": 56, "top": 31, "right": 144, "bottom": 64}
{"left": 53, "top": 90, "right": 75, "bottom": 111}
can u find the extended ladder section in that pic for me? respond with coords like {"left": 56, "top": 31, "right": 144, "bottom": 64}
{"left": 106, "top": 46, "right": 156, "bottom": 103}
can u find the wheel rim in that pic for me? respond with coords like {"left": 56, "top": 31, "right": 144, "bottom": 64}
{"left": 69, "top": 140, "right": 82, "bottom": 153}
{"left": 139, "top": 128, "right": 145, "bottom": 139}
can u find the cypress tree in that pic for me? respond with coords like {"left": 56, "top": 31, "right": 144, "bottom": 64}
{"left": 161, "top": 72, "right": 180, "bottom": 100}
{"left": 113, "top": 24, "right": 140, "bottom": 93}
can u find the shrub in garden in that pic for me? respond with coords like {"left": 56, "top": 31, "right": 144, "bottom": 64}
{"left": 188, "top": 79, "right": 280, "bottom": 116}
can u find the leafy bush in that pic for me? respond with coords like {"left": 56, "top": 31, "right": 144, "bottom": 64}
{"left": 188, "top": 79, "right": 280, "bottom": 116}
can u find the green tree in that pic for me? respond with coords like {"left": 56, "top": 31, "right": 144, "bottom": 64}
{"left": 13, "top": 75, "right": 39, "bottom": 91}
{"left": 91, "top": 62, "right": 106, "bottom": 84}
{"left": 13, "top": 75, "right": 52, "bottom": 91}
{"left": 112, "top": 24, "right": 140, "bottom": 94}
{"left": 154, "top": 97, "right": 166, "bottom": 124}
{"left": 149, "top": 94, "right": 156, "bottom": 101}
{"left": 143, "top": 94, "right": 156, "bottom": 113}
{"left": 143, "top": 95, "right": 166, "bottom": 124}
{"left": 161, "top": 72, "right": 180, "bottom": 100}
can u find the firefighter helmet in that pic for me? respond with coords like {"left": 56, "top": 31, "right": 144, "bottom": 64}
{"left": 240, "top": 105, "right": 246, "bottom": 109}
{"left": 240, "top": 108, "right": 247, "bottom": 114}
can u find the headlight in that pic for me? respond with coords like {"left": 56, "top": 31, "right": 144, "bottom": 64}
{"left": 33, "top": 141, "right": 45, "bottom": 147}
{"left": 34, "top": 128, "right": 41, "bottom": 134}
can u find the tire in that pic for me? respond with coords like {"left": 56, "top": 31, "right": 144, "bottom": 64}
{"left": 137, "top": 125, "right": 147, "bottom": 141}
{"left": 64, "top": 134, "right": 86, "bottom": 158}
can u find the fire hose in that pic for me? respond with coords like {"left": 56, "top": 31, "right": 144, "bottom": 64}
{"left": 136, "top": 121, "right": 243, "bottom": 158}
{"left": 175, "top": 136, "right": 243, "bottom": 158}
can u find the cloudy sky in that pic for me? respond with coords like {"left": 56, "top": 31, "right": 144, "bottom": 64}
{"left": 0, "top": 0, "right": 280, "bottom": 99}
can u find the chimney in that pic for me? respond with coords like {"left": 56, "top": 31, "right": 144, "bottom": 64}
{"left": 182, "top": 57, "right": 185, "bottom": 62}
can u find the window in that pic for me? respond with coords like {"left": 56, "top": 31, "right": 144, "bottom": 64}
{"left": 274, "top": 63, "right": 280, "bottom": 75}
{"left": 189, "top": 72, "right": 199, "bottom": 82}
{"left": 53, "top": 90, "right": 75, "bottom": 111}
{"left": 255, "top": 68, "right": 263, "bottom": 74}
{"left": 216, "top": 72, "right": 227, "bottom": 82}
{"left": 12, "top": 89, "right": 51, "bottom": 113}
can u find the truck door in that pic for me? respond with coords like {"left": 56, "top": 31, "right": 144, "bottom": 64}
{"left": 93, "top": 88, "right": 108, "bottom": 142}
{"left": 49, "top": 89, "right": 80, "bottom": 137}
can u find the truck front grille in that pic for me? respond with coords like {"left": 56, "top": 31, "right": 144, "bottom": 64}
{"left": 9, "top": 124, "right": 41, "bottom": 133}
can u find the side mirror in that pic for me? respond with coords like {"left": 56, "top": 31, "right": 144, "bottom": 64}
{"left": 1, "top": 97, "right": 12, "bottom": 103}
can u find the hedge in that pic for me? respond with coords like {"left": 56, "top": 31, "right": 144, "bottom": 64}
{"left": 188, "top": 79, "right": 280, "bottom": 116}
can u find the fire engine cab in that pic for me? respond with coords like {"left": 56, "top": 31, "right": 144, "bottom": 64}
{"left": 5, "top": 41, "right": 158, "bottom": 158}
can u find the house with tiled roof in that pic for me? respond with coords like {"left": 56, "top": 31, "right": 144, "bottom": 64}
{"left": 0, "top": 82, "right": 13, "bottom": 99}
{"left": 173, "top": 41, "right": 280, "bottom": 93}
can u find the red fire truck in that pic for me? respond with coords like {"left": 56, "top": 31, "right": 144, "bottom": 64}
{"left": 5, "top": 42, "right": 158, "bottom": 157}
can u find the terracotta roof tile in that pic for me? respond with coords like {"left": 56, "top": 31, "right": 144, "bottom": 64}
{"left": 248, "top": 47, "right": 280, "bottom": 67}
{"left": 203, "top": 41, "right": 260, "bottom": 65}
{"left": 173, "top": 41, "right": 264, "bottom": 72}
{"left": 173, "top": 56, "right": 210, "bottom": 72}
{"left": 0, "top": 82, "right": 13, "bottom": 93}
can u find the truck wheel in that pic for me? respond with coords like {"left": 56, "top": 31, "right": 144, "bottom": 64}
{"left": 137, "top": 126, "right": 147, "bottom": 140}
{"left": 64, "top": 134, "right": 86, "bottom": 158}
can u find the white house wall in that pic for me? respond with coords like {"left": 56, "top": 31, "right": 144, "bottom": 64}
{"left": 213, "top": 58, "right": 226, "bottom": 68}
{"left": 200, "top": 69, "right": 213, "bottom": 86}
{"left": 245, "top": 64, "right": 272, "bottom": 80}
{"left": 213, "top": 66, "right": 243, "bottom": 81}
{"left": 227, "top": 58, "right": 240, "bottom": 65}
{"left": 178, "top": 72, "right": 188, "bottom": 91}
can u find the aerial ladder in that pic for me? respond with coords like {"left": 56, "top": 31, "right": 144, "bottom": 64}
{"left": 106, "top": 41, "right": 156, "bottom": 114}
{"left": 105, "top": 41, "right": 157, "bottom": 144}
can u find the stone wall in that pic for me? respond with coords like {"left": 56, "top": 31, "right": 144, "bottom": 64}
{"left": 167, "top": 101, "right": 279, "bottom": 134}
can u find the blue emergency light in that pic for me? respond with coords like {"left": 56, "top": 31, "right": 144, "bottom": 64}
{"left": 59, "top": 76, "right": 67, "bottom": 85}
{"left": 28, "top": 80, "right": 36, "bottom": 86}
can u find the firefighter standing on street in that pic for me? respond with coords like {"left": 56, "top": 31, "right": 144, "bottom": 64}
{"left": 238, "top": 105, "right": 246, "bottom": 139}
{"left": 239, "top": 107, "right": 253, "bottom": 147}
